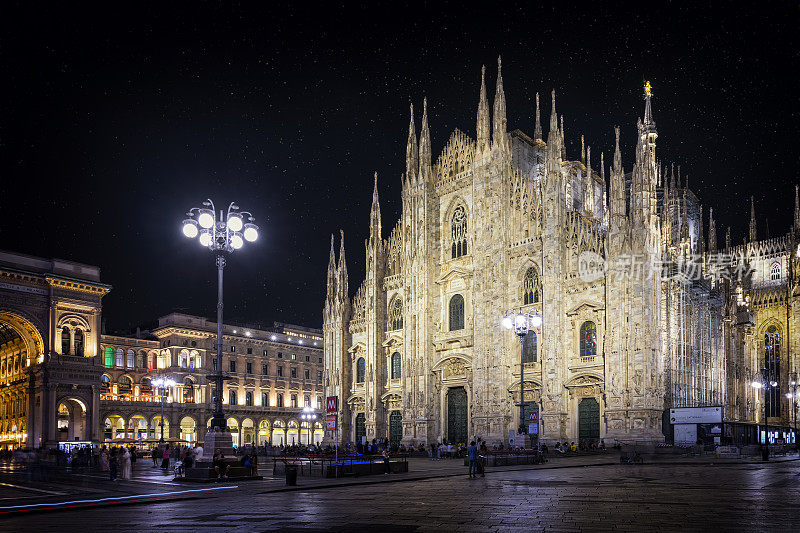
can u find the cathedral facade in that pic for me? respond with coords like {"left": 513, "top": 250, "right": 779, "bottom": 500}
{"left": 323, "top": 59, "right": 800, "bottom": 447}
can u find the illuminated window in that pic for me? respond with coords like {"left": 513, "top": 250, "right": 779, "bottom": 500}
{"left": 229, "top": 390, "right": 237, "bottom": 405}
{"left": 262, "top": 392, "right": 268, "bottom": 406}
{"left": 100, "top": 374, "right": 110, "bottom": 392}
{"left": 74, "top": 329, "right": 84, "bottom": 357}
{"left": 770, "top": 262, "right": 781, "bottom": 281}
{"left": 451, "top": 206, "right": 468, "bottom": 259}
{"left": 291, "top": 394, "right": 298, "bottom": 408}
{"left": 580, "top": 321, "right": 597, "bottom": 358}
{"left": 183, "top": 378, "right": 194, "bottom": 403}
{"left": 449, "top": 294, "right": 465, "bottom": 331}
{"left": 104, "top": 347, "right": 114, "bottom": 368}
{"left": 523, "top": 267, "right": 540, "bottom": 305}
{"left": 246, "top": 392, "right": 253, "bottom": 406}
{"left": 304, "top": 394, "right": 310, "bottom": 407}
{"left": 126, "top": 350, "right": 135, "bottom": 368}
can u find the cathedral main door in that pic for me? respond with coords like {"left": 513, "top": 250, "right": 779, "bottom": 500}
{"left": 389, "top": 410, "right": 402, "bottom": 447}
{"left": 447, "top": 386, "right": 468, "bottom": 445}
{"left": 355, "top": 413, "right": 366, "bottom": 444}
{"left": 578, "top": 398, "right": 600, "bottom": 442}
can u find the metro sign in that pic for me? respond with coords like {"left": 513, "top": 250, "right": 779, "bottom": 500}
{"left": 528, "top": 411, "right": 538, "bottom": 422}
{"left": 327, "top": 396, "right": 339, "bottom": 413}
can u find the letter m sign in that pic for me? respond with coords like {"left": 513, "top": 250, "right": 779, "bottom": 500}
{"left": 327, "top": 396, "right": 339, "bottom": 413}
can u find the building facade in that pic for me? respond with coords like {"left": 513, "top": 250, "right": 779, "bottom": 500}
{"left": 323, "top": 60, "right": 800, "bottom": 447}
{"left": 99, "top": 314, "right": 325, "bottom": 447}
{"left": 0, "top": 250, "right": 324, "bottom": 449}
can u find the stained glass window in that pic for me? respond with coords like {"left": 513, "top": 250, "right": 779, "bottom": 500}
{"left": 388, "top": 297, "right": 403, "bottom": 330}
{"left": 523, "top": 267, "right": 540, "bottom": 305}
{"left": 356, "top": 357, "right": 366, "bottom": 383}
{"left": 580, "top": 321, "right": 597, "bottom": 357}
{"left": 391, "top": 352, "right": 401, "bottom": 379}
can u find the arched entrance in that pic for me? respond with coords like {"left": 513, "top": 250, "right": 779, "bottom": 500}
{"left": 180, "top": 416, "right": 197, "bottom": 445}
{"left": 227, "top": 418, "right": 240, "bottom": 447}
{"left": 105, "top": 415, "right": 126, "bottom": 441}
{"left": 242, "top": 418, "right": 255, "bottom": 446}
{"left": 57, "top": 398, "right": 87, "bottom": 442}
{"left": 0, "top": 311, "right": 44, "bottom": 448}
{"left": 447, "top": 387, "right": 468, "bottom": 445}
{"left": 128, "top": 415, "right": 148, "bottom": 441}
{"left": 313, "top": 422, "right": 324, "bottom": 445}
{"left": 152, "top": 415, "right": 170, "bottom": 441}
{"left": 287, "top": 420, "right": 298, "bottom": 445}
{"left": 389, "top": 411, "right": 402, "bottom": 447}
{"left": 258, "top": 420, "right": 270, "bottom": 446}
{"left": 272, "top": 420, "right": 285, "bottom": 446}
{"left": 354, "top": 412, "right": 366, "bottom": 444}
{"left": 578, "top": 398, "right": 600, "bottom": 442}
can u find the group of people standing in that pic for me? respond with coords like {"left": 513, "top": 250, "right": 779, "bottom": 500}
{"left": 99, "top": 445, "right": 137, "bottom": 481}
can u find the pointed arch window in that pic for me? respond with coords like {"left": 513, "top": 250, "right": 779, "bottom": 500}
{"left": 523, "top": 266, "right": 540, "bottom": 305}
{"left": 391, "top": 352, "right": 401, "bottom": 379}
{"left": 579, "top": 321, "right": 597, "bottom": 358}
{"left": 765, "top": 325, "right": 781, "bottom": 418}
{"left": 61, "top": 327, "right": 71, "bottom": 355}
{"left": 451, "top": 206, "right": 468, "bottom": 259}
{"left": 388, "top": 297, "right": 403, "bottom": 331}
{"left": 523, "top": 332, "right": 537, "bottom": 363}
{"left": 770, "top": 262, "right": 781, "bottom": 281}
{"left": 356, "top": 357, "right": 366, "bottom": 383}
{"left": 449, "top": 294, "right": 465, "bottom": 331}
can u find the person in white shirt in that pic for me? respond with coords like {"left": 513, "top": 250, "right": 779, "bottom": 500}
{"left": 194, "top": 445, "right": 204, "bottom": 460}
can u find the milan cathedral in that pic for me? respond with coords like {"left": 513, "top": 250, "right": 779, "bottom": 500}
{"left": 322, "top": 58, "right": 800, "bottom": 446}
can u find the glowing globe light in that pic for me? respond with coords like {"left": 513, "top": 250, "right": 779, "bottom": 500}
{"left": 501, "top": 316, "right": 513, "bottom": 330}
{"left": 227, "top": 215, "right": 243, "bottom": 232}
{"left": 182, "top": 221, "right": 199, "bottom": 238}
{"left": 244, "top": 225, "right": 258, "bottom": 242}
{"left": 199, "top": 232, "right": 213, "bottom": 247}
{"left": 198, "top": 212, "right": 214, "bottom": 229}
{"left": 231, "top": 234, "right": 244, "bottom": 250}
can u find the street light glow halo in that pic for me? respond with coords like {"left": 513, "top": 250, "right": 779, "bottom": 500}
{"left": 227, "top": 215, "right": 243, "bottom": 232}
{"left": 182, "top": 220, "right": 199, "bottom": 238}
{"left": 198, "top": 211, "right": 215, "bottom": 229}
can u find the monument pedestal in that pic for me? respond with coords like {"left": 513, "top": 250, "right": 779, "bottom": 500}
{"left": 203, "top": 425, "right": 235, "bottom": 457}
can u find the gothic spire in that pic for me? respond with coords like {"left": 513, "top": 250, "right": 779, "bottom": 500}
{"left": 600, "top": 152, "right": 605, "bottom": 183}
{"left": 534, "top": 92, "right": 542, "bottom": 141}
{"left": 749, "top": 196, "right": 756, "bottom": 242}
{"left": 419, "top": 97, "right": 432, "bottom": 179}
{"left": 697, "top": 205, "right": 705, "bottom": 254}
{"left": 326, "top": 233, "right": 336, "bottom": 302}
{"left": 670, "top": 162, "right": 676, "bottom": 190}
{"left": 643, "top": 81, "right": 656, "bottom": 133}
{"left": 725, "top": 227, "right": 731, "bottom": 250}
{"left": 476, "top": 65, "right": 490, "bottom": 153}
{"left": 708, "top": 208, "right": 717, "bottom": 253}
{"left": 370, "top": 172, "right": 381, "bottom": 237}
{"left": 581, "top": 135, "right": 585, "bottom": 164}
{"left": 560, "top": 115, "right": 566, "bottom": 160}
{"left": 336, "top": 229, "right": 348, "bottom": 301}
{"left": 406, "top": 102, "right": 418, "bottom": 182}
{"left": 492, "top": 56, "right": 508, "bottom": 151}
{"left": 585, "top": 146, "right": 594, "bottom": 216}
{"left": 547, "top": 89, "right": 559, "bottom": 154}
{"left": 610, "top": 126, "right": 626, "bottom": 222}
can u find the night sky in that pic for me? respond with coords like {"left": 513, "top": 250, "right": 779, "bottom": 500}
{"left": 1, "top": 3, "right": 798, "bottom": 332}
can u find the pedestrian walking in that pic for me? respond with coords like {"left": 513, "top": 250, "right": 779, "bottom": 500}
{"left": 161, "top": 446, "right": 170, "bottom": 470}
{"left": 120, "top": 447, "right": 131, "bottom": 480}
{"left": 129, "top": 445, "right": 137, "bottom": 472}
{"left": 382, "top": 447, "right": 391, "bottom": 475}
{"left": 151, "top": 446, "right": 159, "bottom": 467}
{"left": 99, "top": 446, "right": 109, "bottom": 471}
{"left": 467, "top": 441, "right": 478, "bottom": 478}
{"left": 109, "top": 449, "right": 119, "bottom": 481}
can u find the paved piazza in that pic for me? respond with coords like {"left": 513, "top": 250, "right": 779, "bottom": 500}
{"left": 3, "top": 461, "right": 799, "bottom": 532}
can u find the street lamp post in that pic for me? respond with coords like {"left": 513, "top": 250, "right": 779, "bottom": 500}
{"left": 152, "top": 376, "right": 176, "bottom": 443}
{"left": 182, "top": 200, "right": 258, "bottom": 435}
{"left": 751, "top": 366, "right": 778, "bottom": 461}
{"left": 502, "top": 308, "right": 542, "bottom": 447}
{"left": 301, "top": 406, "right": 318, "bottom": 446}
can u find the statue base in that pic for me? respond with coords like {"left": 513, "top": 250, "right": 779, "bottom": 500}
{"left": 203, "top": 425, "right": 235, "bottom": 457}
